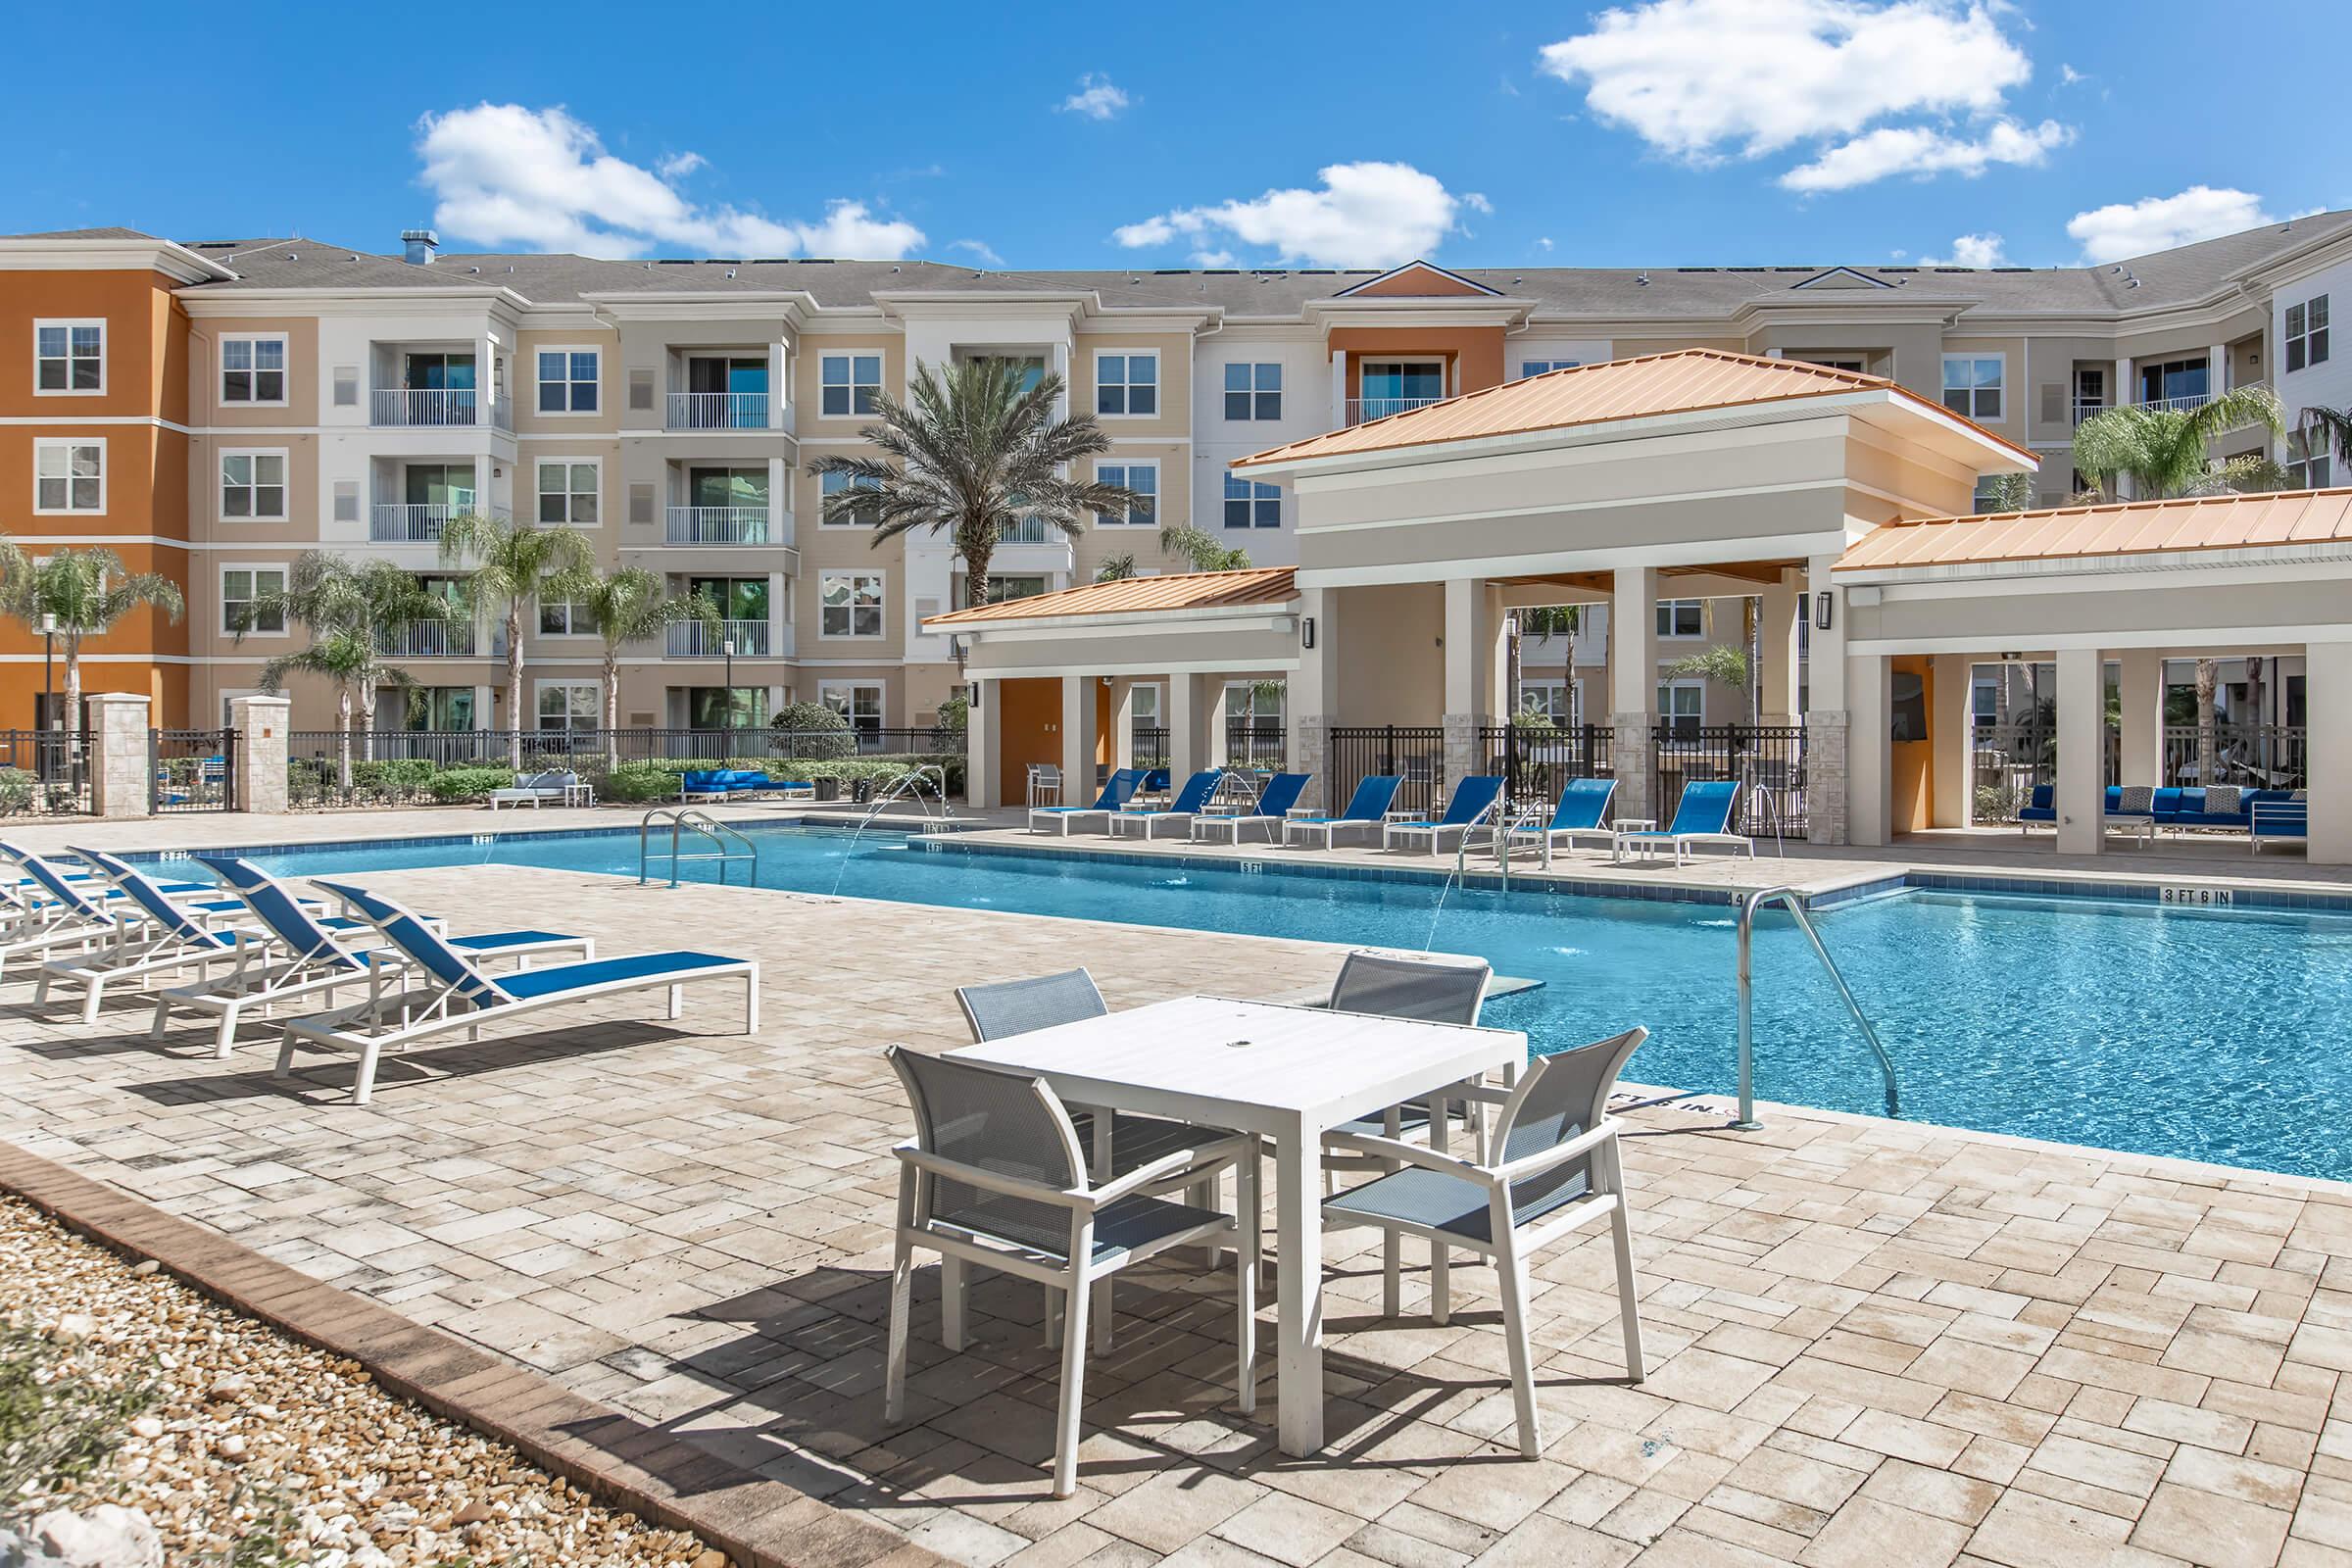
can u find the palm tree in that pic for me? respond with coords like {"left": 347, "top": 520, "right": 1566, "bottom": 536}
{"left": 437, "top": 514, "right": 595, "bottom": 768}
{"left": 0, "top": 541, "right": 183, "bottom": 734}
{"left": 1096, "top": 554, "right": 1138, "bottom": 583}
{"left": 232, "top": 553, "right": 438, "bottom": 788}
{"left": 807, "top": 358, "right": 1142, "bottom": 598}
{"left": 1158, "top": 525, "right": 1252, "bottom": 573}
{"left": 1505, "top": 605, "right": 1581, "bottom": 719}
{"left": 2296, "top": 404, "right": 2352, "bottom": 480}
{"left": 569, "top": 566, "right": 721, "bottom": 770}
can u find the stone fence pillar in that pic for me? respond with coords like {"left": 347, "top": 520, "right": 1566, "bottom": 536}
{"left": 86, "top": 693, "right": 152, "bottom": 819}
{"left": 230, "top": 695, "right": 291, "bottom": 814}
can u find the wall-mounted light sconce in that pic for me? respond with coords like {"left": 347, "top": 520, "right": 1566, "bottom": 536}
{"left": 1814, "top": 591, "right": 1835, "bottom": 632}
{"left": 1300, "top": 616, "right": 1315, "bottom": 650}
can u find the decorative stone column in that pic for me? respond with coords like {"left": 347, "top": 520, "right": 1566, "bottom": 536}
{"left": 229, "top": 695, "right": 291, "bottom": 814}
{"left": 1290, "top": 586, "right": 1339, "bottom": 808}
{"left": 1803, "top": 710, "right": 1849, "bottom": 845}
{"left": 86, "top": 692, "right": 152, "bottom": 819}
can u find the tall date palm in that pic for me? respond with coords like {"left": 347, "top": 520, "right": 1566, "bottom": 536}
{"left": 0, "top": 540, "right": 184, "bottom": 728}
{"left": 568, "top": 565, "right": 720, "bottom": 770}
{"left": 232, "top": 553, "right": 438, "bottom": 787}
{"left": 437, "top": 514, "right": 596, "bottom": 768}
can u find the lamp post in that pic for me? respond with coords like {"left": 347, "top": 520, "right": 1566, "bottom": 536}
{"left": 721, "top": 637, "right": 736, "bottom": 760}
{"left": 38, "top": 612, "right": 56, "bottom": 785}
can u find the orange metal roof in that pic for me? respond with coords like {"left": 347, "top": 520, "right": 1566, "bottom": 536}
{"left": 1234, "top": 347, "right": 2032, "bottom": 467}
{"left": 921, "top": 565, "right": 1298, "bottom": 627}
{"left": 1837, "top": 487, "right": 2352, "bottom": 573}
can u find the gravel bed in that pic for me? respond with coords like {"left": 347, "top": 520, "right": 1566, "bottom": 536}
{"left": 0, "top": 1195, "right": 725, "bottom": 1566}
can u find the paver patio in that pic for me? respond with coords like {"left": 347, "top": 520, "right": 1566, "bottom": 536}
{"left": 2, "top": 812, "right": 2349, "bottom": 1568}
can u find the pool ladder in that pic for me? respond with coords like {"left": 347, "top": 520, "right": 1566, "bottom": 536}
{"left": 1735, "top": 886, "right": 1899, "bottom": 1128}
{"left": 639, "top": 807, "right": 759, "bottom": 888}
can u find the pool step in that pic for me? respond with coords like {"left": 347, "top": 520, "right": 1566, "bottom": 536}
{"left": 1489, "top": 975, "right": 1546, "bottom": 999}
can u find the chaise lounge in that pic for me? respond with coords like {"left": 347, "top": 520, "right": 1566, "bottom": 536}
{"left": 1027, "top": 768, "right": 1143, "bottom": 835}
{"left": 1612, "top": 780, "right": 1754, "bottom": 866}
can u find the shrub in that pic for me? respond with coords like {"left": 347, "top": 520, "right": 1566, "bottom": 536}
{"left": 0, "top": 768, "right": 32, "bottom": 816}
{"left": 769, "top": 701, "right": 855, "bottom": 760}
{"left": 602, "top": 763, "right": 678, "bottom": 804}
{"left": 934, "top": 694, "right": 969, "bottom": 734}
{"left": 425, "top": 766, "right": 515, "bottom": 803}
{"left": 0, "top": 1320, "right": 153, "bottom": 1498}
{"left": 1974, "top": 782, "right": 2022, "bottom": 822}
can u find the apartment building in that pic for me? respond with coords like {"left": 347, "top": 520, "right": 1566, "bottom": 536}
{"left": 4, "top": 212, "right": 2348, "bottom": 737}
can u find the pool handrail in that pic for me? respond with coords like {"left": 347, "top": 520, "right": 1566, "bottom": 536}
{"left": 1734, "top": 886, "right": 1898, "bottom": 1128}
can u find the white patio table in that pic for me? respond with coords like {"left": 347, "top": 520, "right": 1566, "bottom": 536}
{"left": 953, "top": 995, "right": 1526, "bottom": 1456}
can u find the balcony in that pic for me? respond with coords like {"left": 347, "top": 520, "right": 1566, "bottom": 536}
{"left": 667, "top": 391, "right": 769, "bottom": 430}
{"left": 368, "top": 503, "right": 507, "bottom": 543}
{"left": 1346, "top": 396, "right": 1444, "bottom": 424}
{"left": 370, "top": 388, "right": 512, "bottom": 429}
{"left": 999, "top": 515, "right": 1056, "bottom": 545}
{"left": 378, "top": 620, "right": 478, "bottom": 659}
{"left": 667, "top": 618, "right": 771, "bottom": 658}
{"left": 666, "top": 506, "right": 773, "bottom": 545}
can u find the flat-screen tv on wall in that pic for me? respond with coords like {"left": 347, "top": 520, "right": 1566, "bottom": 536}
{"left": 1890, "top": 670, "right": 1928, "bottom": 742}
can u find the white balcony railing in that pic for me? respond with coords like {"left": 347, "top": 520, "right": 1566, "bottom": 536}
{"left": 665, "top": 505, "right": 772, "bottom": 545}
{"left": 2136, "top": 392, "right": 2212, "bottom": 416}
{"left": 1346, "top": 396, "right": 1444, "bottom": 424}
{"left": 667, "top": 618, "right": 770, "bottom": 658}
{"left": 371, "top": 388, "right": 481, "bottom": 427}
{"left": 998, "top": 515, "right": 1057, "bottom": 545}
{"left": 2071, "top": 400, "right": 2111, "bottom": 426}
{"left": 666, "top": 391, "right": 769, "bottom": 429}
{"left": 378, "top": 620, "right": 478, "bottom": 659}
{"left": 368, "top": 502, "right": 507, "bottom": 543}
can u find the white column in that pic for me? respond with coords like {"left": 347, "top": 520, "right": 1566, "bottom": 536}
{"left": 967, "top": 677, "right": 1002, "bottom": 808}
{"left": 1061, "top": 674, "right": 1099, "bottom": 796}
{"left": 2055, "top": 647, "right": 2105, "bottom": 857}
{"left": 2118, "top": 650, "right": 2163, "bottom": 788}
{"left": 1443, "top": 578, "right": 1494, "bottom": 719}
{"left": 478, "top": 331, "right": 499, "bottom": 427}
{"left": 1292, "top": 586, "right": 1339, "bottom": 808}
{"left": 1847, "top": 655, "right": 1891, "bottom": 847}
{"left": 1805, "top": 554, "right": 1847, "bottom": 713}
{"left": 767, "top": 456, "right": 790, "bottom": 545}
{"left": 1329, "top": 351, "right": 1348, "bottom": 428}
{"left": 2308, "top": 643, "right": 2352, "bottom": 865}
{"left": 768, "top": 341, "right": 789, "bottom": 428}
{"left": 1610, "top": 566, "right": 1661, "bottom": 822}
{"left": 2208, "top": 343, "right": 2229, "bottom": 395}
{"left": 2114, "top": 357, "right": 2134, "bottom": 500}
{"left": 1168, "top": 672, "right": 1200, "bottom": 783}
{"left": 1757, "top": 570, "right": 1800, "bottom": 724}
{"left": 1110, "top": 679, "right": 1139, "bottom": 772}
{"left": 1052, "top": 343, "right": 1071, "bottom": 420}
{"left": 1205, "top": 675, "right": 1233, "bottom": 768}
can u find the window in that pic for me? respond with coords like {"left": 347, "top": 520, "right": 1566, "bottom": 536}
{"left": 1097, "top": 352, "right": 1157, "bottom": 416}
{"left": 690, "top": 688, "right": 769, "bottom": 730}
{"left": 1095, "top": 461, "right": 1157, "bottom": 526}
{"left": 221, "top": 567, "right": 285, "bottom": 634}
{"left": 820, "top": 682, "right": 884, "bottom": 735}
{"left": 405, "top": 687, "right": 476, "bottom": 732}
{"left": 1223, "top": 472, "right": 1280, "bottom": 529}
{"left": 1972, "top": 677, "right": 2000, "bottom": 729}
{"left": 2287, "top": 295, "right": 2331, "bottom": 373}
{"left": 538, "top": 574, "right": 593, "bottom": 635}
{"left": 2138, "top": 357, "right": 2207, "bottom": 407}
{"left": 1223, "top": 362, "right": 1281, "bottom": 420}
{"left": 1517, "top": 360, "right": 1579, "bottom": 379}
{"left": 820, "top": 353, "right": 882, "bottom": 416}
{"left": 536, "top": 680, "right": 600, "bottom": 732}
{"left": 33, "top": 319, "right": 103, "bottom": 394}
{"left": 1655, "top": 600, "right": 1702, "bottom": 639}
{"left": 1519, "top": 680, "right": 1574, "bottom": 723}
{"left": 959, "top": 574, "right": 1047, "bottom": 609}
{"left": 1225, "top": 680, "right": 1284, "bottom": 731}
{"left": 220, "top": 451, "right": 286, "bottom": 519}
{"left": 1940, "top": 355, "right": 2003, "bottom": 421}
{"left": 536, "top": 461, "right": 599, "bottom": 526}
{"left": 1131, "top": 684, "right": 1162, "bottom": 726}
{"left": 1656, "top": 680, "right": 1703, "bottom": 739}
{"left": 820, "top": 572, "right": 885, "bottom": 638}
{"left": 819, "top": 469, "right": 881, "bottom": 526}
{"left": 2285, "top": 429, "right": 2333, "bottom": 490}
{"left": 1971, "top": 475, "right": 2012, "bottom": 514}
{"left": 33, "top": 440, "right": 103, "bottom": 513}
{"left": 220, "top": 334, "right": 287, "bottom": 405}
{"left": 536, "top": 348, "right": 600, "bottom": 413}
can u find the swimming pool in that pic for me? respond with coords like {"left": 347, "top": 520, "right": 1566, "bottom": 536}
{"left": 218, "top": 822, "right": 2352, "bottom": 1184}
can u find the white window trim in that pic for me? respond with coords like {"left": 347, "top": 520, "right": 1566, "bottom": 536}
{"left": 535, "top": 455, "right": 602, "bottom": 530}
{"left": 1516, "top": 359, "right": 1581, "bottom": 379}
{"left": 1654, "top": 599, "right": 1703, "bottom": 640}
{"left": 818, "top": 468, "right": 881, "bottom": 527}
{"left": 817, "top": 570, "right": 887, "bottom": 641}
{"left": 1939, "top": 352, "right": 2005, "bottom": 422}
{"left": 2286, "top": 295, "right": 2330, "bottom": 374}
{"left": 533, "top": 677, "right": 602, "bottom": 729}
{"left": 220, "top": 447, "right": 290, "bottom": 522}
{"left": 1223, "top": 471, "right": 1282, "bottom": 530}
{"left": 219, "top": 332, "right": 289, "bottom": 408}
{"left": 1656, "top": 678, "right": 1705, "bottom": 723}
{"left": 1094, "top": 349, "right": 1160, "bottom": 419}
{"left": 817, "top": 679, "right": 886, "bottom": 726}
{"left": 1222, "top": 361, "right": 1283, "bottom": 421}
{"left": 533, "top": 344, "right": 603, "bottom": 416}
{"left": 817, "top": 352, "right": 884, "bottom": 418}
{"left": 1096, "top": 459, "right": 1159, "bottom": 525}
{"left": 220, "top": 563, "right": 290, "bottom": 638}
{"left": 32, "top": 437, "right": 106, "bottom": 515}
{"left": 33, "top": 318, "right": 105, "bottom": 398}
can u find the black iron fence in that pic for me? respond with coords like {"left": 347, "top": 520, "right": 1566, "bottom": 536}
{"left": 2161, "top": 724, "right": 2305, "bottom": 789}
{"left": 1970, "top": 723, "right": 2119, "bottom": 820}
{"left": 1225, "top": 723, "right": 1287, "bottom": 773}
{"left": 0, "top": 729, "right": 91, "bottom": 815}
{"left": 1476, "top": 723, "right": 1615, "bottom": 812}
{"left": 1653, "top": 724, "right": 1807, "bottom": 837}
{"left": 1325, "top": 724, "right": 1447, "bottom": 818}
{"left": 151, "top": 728, "right": 235, "bottom": 813}
{"left": 327, "top": 726, "right": 963, "bottom": 767}
{"left": 1131, "top": 726, "right": 1171, "bottom": 767}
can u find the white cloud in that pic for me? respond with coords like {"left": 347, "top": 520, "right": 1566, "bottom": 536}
{"left": 2058, "top": 63, "right": 2085, "bottom": 85}
{"left": 1538, "top": 0, "right": 2032, "bottom": 161}
{"left": 2066, "top": 186, "right": 2273, "bottom": 264}
{"left": 1535, "top": 235, "right": 1555, "bottom": 252}
{"left": 1921, "top": 231, "right": 2007, "bottom": 267}
{"left": 949, "top": 238, "right": 1005, "bottom": 268}
{"left": 1190, "top": 249, "right": 1236, "bottom": 269}
{"left": 1112, "top": 162, "right": 1472, "bottom": 268}
{"left": 1780, "top": 118, "right": 2070, "bottom": 192}
{"left": 415, "top": 103, "right": 925, "bottom": 259}
{"left": 1057, "top": 74, "right": 1130, "bottom": 121}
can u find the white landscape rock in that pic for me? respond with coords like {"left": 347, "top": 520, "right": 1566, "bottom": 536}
{"left": 14, "top": 1505, "right": 165, "bottom": 1568}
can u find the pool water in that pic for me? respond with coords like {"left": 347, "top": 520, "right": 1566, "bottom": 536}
{"left": 229, "top": 824, "right": 2352, "bottom": 1183}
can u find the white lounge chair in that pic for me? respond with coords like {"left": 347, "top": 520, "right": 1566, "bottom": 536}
{"left": 1106, "top": 769, "right": 1227, "bottom": 840}
{"left": 1382, "top": 775, "right": 1505, "bottom": 856}
{"left": 1189, "top": 771, "right": 1310, "bottom": 845}
{"left": 1283, "top": 775, "right": 1402, "bottom": 850}
{"left": 1027, "top": 768, "right": 1145, "bottom": 835}
{"left": 1611, "top": 780, "right": 1755, "bottom": 866}
{"left": 1501, "top": 777, "right": 1618, "bottom": 866}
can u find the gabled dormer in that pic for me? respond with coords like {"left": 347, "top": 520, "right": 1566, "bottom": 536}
{"left": 1788, "top": 267, "right": 1897, "bottom": 291}
{"left": 1334, "top": 260, "right": 1503, "bottom": 299}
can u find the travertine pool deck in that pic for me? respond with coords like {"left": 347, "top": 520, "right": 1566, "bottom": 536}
{"left": 2, "top": 809, "right": 2351, "bottom": 1567}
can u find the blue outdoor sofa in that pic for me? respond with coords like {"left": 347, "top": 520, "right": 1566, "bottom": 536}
{"left": 2017, "top": 783, "right": 2303, "bottom": 840}
{"left": 679, "top": 768, "right": 813, "bottom": 803}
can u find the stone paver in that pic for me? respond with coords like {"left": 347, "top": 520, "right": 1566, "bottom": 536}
{"left": 1, "top": 809, "right": 2349, "bottom": 1568}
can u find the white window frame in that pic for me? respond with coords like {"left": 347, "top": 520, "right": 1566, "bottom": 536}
{"left": 1518, "top": 679, "right": 1571, "bottom": 722}
{"left": 1657, "top": 678, "right": 1704, "bottom": 735}
{"left": 220, "top": 448, "right": 289, "bottom": 521}
{"left": 2285, "top": 429, "right": 2334, "bottom": 490}
{"left": 819, "top": 468, "right": 881, "bottom": 527}
{"left": 32, "top": 438, "right": 105, "bottom": 514}
{"left": 1223, "top": 362, "right": 1281, "bottom": 421}
{"left": 533, "top": 678, "right": 601, "bottom": 732}
{"left": 819, "top": 570, "right": 886, "bottom": 640}
{"left": 219, "top": 332, "right": 288, "bottom": 407}
{"left": 819, "top": 352, "right": 883, "bottom": 417}
{"left": 534, "top": 345, "right": 602, "bottom": 415}
{"left": 535, "top": 457, "right": 601, "bottom": 528}
{"left": 537, "top": 572, "right": 595, "bottom": 637}
{"left": 1130, "top": 682, "right": 1163, "bottom": 726}
{"left": 1095, "top": 460, "right": 1158, "bottom": 526}
{"left": 1654, "top": 599, "right": 1703, "bottom": 640}
{"left": 2286, "top": 295, "right": 2331, "bottom": 374}
{"left": 818, "top": 680, "right": 885, "bottom": 731}
{"left": 1223, "top": 472, "right": 1281, "bottom": 530}
{"left": 1095, "top": 350, "right": 1159, "bottom": 417}
{"left": 220, "top": 564, "right": 288, "bottom": 637}
{"left": 1940, "top": 353, "right": 2004, "bottom": 422}
{"left": 1517, "top": 359, "right": 1579, "bottom": 379}
{"left": 33, "top": 318, "right": 105, "bottom": 397}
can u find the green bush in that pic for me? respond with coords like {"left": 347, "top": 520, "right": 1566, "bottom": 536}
{"left": 425, "top": 766, "right": 516, "bottom": 803}
{"left": 602, "top": 763, "right": 679, "bottom": 803}
{"left": 0, "top": 768, "right": 32, "bottom": 815}
{"left": 769, "top": 701, "right": 855, "bottom": 760}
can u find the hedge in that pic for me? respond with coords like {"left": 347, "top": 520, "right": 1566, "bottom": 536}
{"left": 424, "top": 766, "right": 517, "bottom": 803}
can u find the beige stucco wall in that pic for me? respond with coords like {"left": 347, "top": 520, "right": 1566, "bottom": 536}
{"left": 1847, "top": 566, "right": 2352, "bottom": 651}
{"left": 186, "top": 316, "right": 321, "bottom": 425}
{"left": 511, "top": 328, "right": 621, "bottom": 439}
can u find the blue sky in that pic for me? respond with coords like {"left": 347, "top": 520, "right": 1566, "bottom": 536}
{"left": 11, "top": 0, "right": 2348, "bottom": 270}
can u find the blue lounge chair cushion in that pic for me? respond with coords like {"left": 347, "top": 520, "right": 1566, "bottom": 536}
{"left": 2017, "top": 784, "right": 2056, "bottom": 823}
{"left": 1250, "top": 773, "right": 1310, "bottom": 816}
{"left": 496, "top": 950, "right": 746, "bottom": 1001}
{"left": 1541, "top": 778, "right": 1615, "bottom": 832}
{"left": 452, "top": 929, "right": 572, "bottom": 953}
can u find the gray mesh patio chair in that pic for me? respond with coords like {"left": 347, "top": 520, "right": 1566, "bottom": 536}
{"left": 883, "top": 1046, "right": 1257, "bottom": 1497}
{"left": 1322, "top": 1026, "right": 1648, "bottom": 1458}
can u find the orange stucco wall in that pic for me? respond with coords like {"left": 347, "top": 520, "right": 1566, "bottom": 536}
{"left": 1331, "top": 325, "right": 1506, "bottom": 399}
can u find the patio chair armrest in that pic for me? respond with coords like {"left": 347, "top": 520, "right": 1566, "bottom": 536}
{"left": 1082, "top": 1147, "right": 1211, "bottom": 1207}
{"left": 1489, "top": 1117, "right": 1623, "bottom": 1184}
{"left": 892, "top": 1143, "right": 1089, "bottom": 1210}
{"left": 1320, "top": 1129, "right": 1493, "bottom": 1184}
